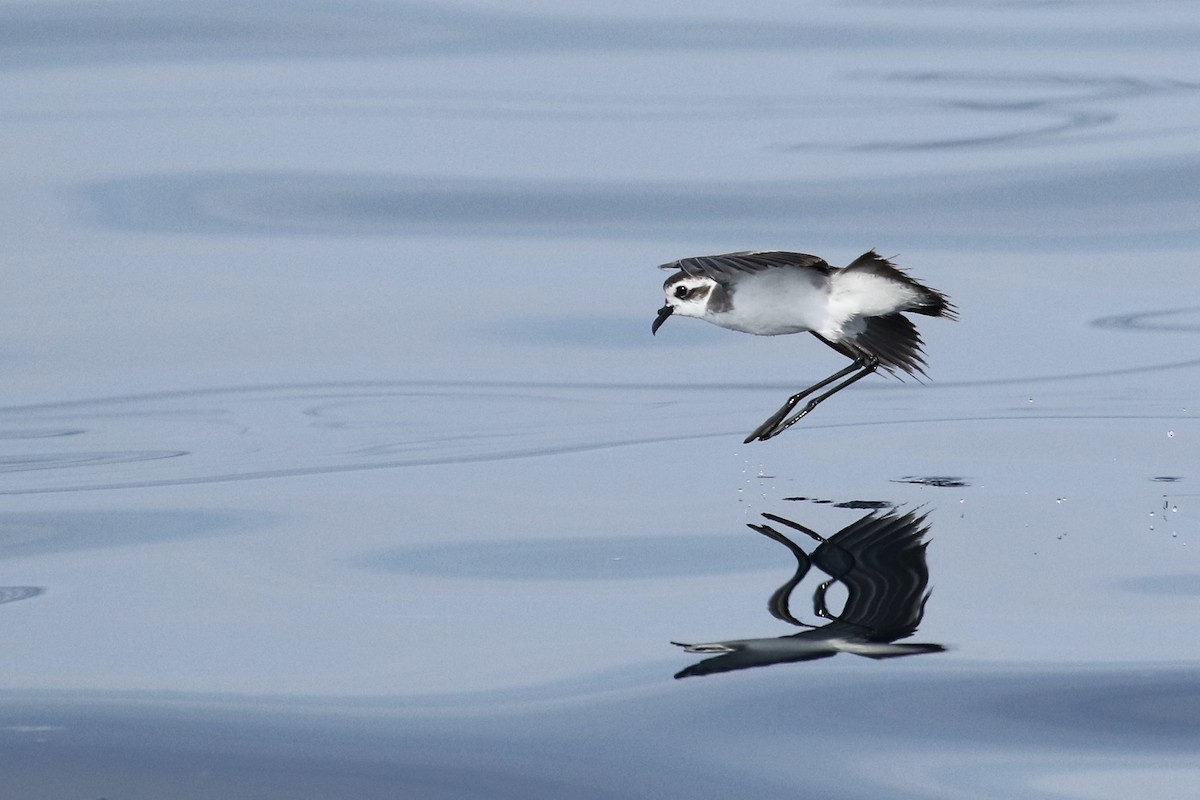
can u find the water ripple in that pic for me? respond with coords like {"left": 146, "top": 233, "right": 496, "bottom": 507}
{"left": 0, "top": 586, "right": 44, "bottom": 606}
{"left": 359, "top": 535, "right": 779, "bottom": 581}
{"left": 0, "top": 382, "right": 1192, "bottom": 495}
{"left": 9, "top": 2, "right": 1190, "bottom": 70}
{"left": 81, "top": 167, "right": 1200, "bottom": 246}
{"left": 0, "top": 383, "right": 720, "bottom": 494}
{"left": 801, "top": 71, "right": 1200, "bottom": 152}
{"left": 0, "top": 510, "right": 252, "bottom": 558}
{"left": 0, "top": 429, "right": 84, "bottom": 440}
{"left": 0, "top": 451, "right": 186, "bottom": 474}
{"left": 1090, "top": 307, "right": 1200, "bottom": 333}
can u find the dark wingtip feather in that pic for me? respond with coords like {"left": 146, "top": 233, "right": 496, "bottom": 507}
{"left": 852, "top": 313, "right": 930, "bottom": 379}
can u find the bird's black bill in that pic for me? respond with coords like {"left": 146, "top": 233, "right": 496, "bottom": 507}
{"left": 652, "top": 304, "right": 673, "bottom": 335}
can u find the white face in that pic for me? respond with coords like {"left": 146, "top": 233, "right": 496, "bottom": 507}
{"left": 662, "top": 275, "right": 717, "bottom": 318}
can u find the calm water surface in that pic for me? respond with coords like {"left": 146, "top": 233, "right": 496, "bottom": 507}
{"left": 1, "top": 1, "right": 1198, "bottom": 797}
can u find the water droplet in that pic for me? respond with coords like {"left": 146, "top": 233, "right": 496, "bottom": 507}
{"left": 1167, "top": 430, "right": 1175, "bottom": 438}
{"left": 1028, "top": 397, "right": 1035, "bottom": 404}
{"left": 1172, "top": 505, "right": 1179, "bottom": 513}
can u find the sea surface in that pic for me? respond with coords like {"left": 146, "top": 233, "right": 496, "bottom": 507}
{"left": 1, "top": 1, "right": 1198, "bottom": 797}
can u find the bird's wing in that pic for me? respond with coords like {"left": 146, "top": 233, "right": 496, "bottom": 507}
{"left": 851, "top": 313, "right": 930, "bottom": 378}
{"left": 658, "top": 251, "right": 831, "bottom": 282}
{"left": 811, "top": 314, "right": 930, "bottom": 378}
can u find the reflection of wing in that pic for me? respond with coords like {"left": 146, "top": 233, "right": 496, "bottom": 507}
{"left": 812, "top": 509, "right": 934, "bottom": 643}
{"left": 658, "top": 251, "right": 831, "bottom": 282}
{"left": 673, "top": 509, "right": 944, "bottom": 679}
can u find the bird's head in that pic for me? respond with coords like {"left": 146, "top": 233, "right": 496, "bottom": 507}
{"left": 652, "top": 272, "right": 718, "bottom": 334}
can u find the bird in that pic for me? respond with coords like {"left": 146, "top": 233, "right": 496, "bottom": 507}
{"left": 651, "top": 249, "right": 956, "bottom": 442}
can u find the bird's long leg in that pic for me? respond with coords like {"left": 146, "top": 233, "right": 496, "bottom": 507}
{"left": 743, "top": 357, "right": 876, "bottom": 443}
{"left": 743, "top": 361, "right": 863, "bottom": 444}
{"left": 758, "top": 360, "right": 879, "bottom": 441}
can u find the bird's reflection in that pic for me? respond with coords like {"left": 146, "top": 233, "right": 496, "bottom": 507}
{"left": 674, "top": 508, "right": 945, "bottom": 678}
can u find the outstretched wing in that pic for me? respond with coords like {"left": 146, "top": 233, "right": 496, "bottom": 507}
{"left": 659, "top": 251, "right": 831, "bottom": 283}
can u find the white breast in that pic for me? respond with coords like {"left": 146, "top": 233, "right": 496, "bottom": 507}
{"left": 707, "top": 269, "right": 831, "bottom": 335}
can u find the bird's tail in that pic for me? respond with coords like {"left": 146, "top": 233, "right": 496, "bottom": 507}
{"left": 909, "top": 287, "right": 957, "bottom": 320}
{"left": 844, "top": 251, "right": 957, "bottom": 320}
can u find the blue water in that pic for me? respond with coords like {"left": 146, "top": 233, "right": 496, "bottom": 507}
{"left": 2, "top": 1, "right": 1198, "bottom": 797}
